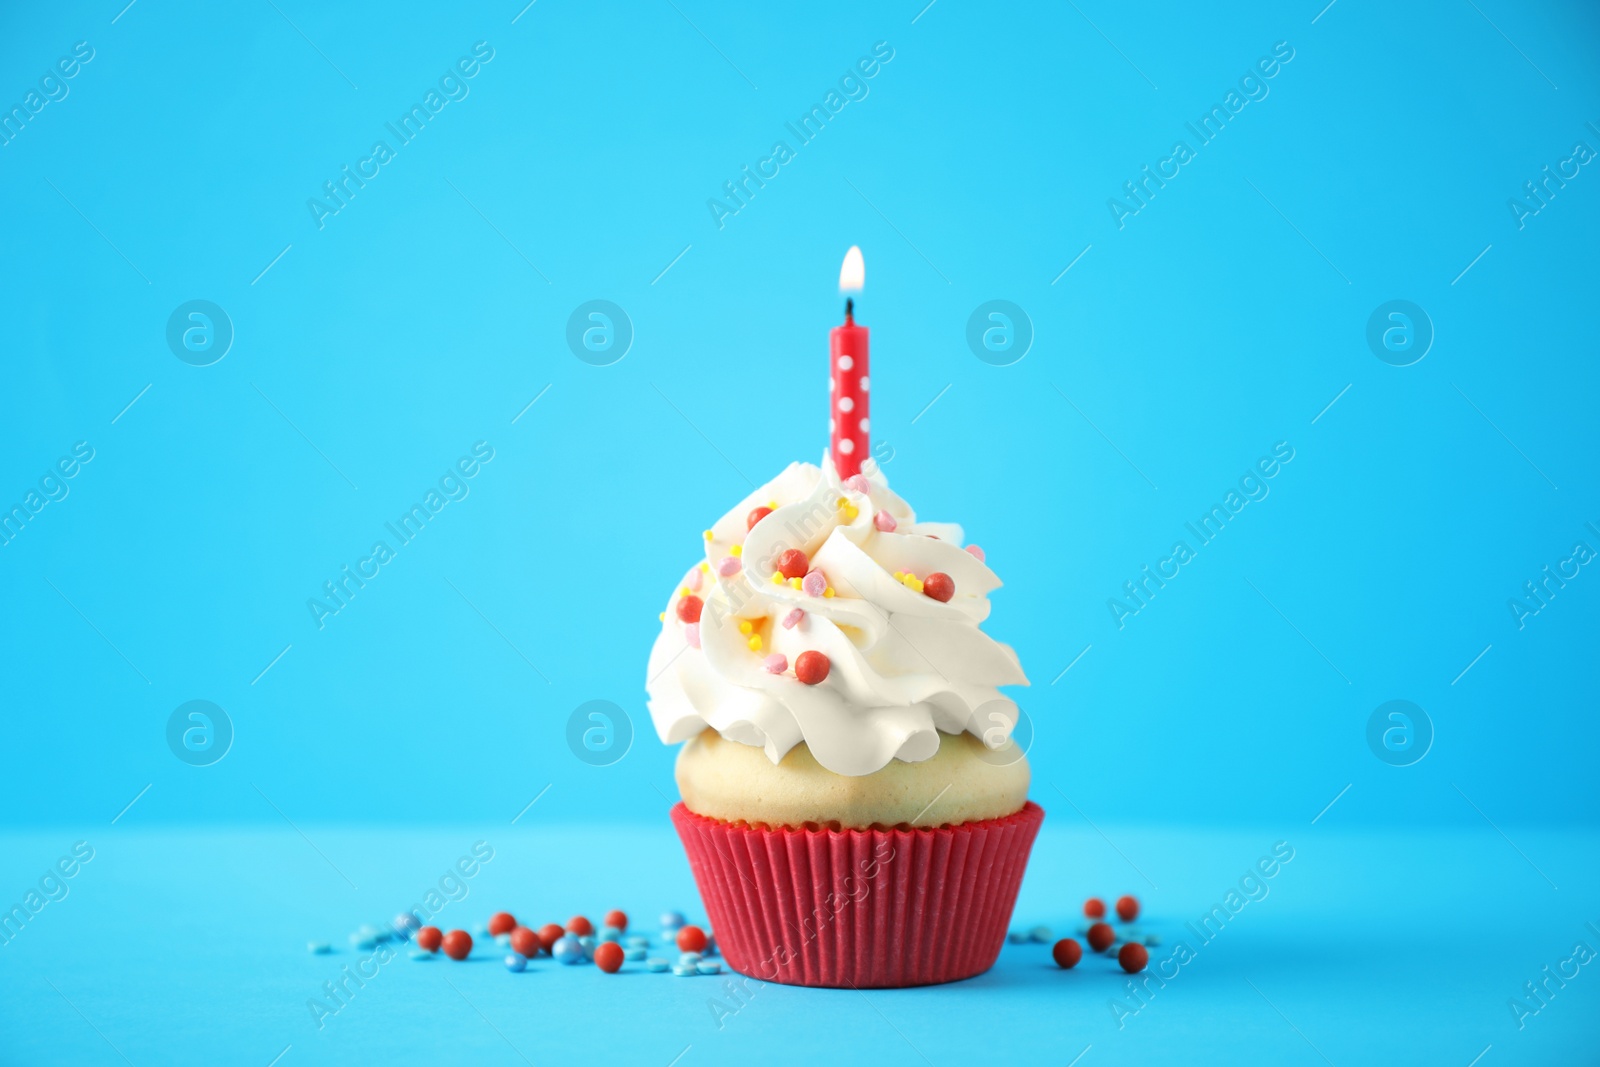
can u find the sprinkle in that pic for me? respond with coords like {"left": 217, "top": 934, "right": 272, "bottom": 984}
{"left": 771, "top": 571, "right": 784, "bottom": 585}
{"left": 893, "top": 571, "right": 904, "bottom": 580}
{"left": 307, "top": 941, "right": 331, "bottom": 954}
{"left": 795, "top": 650, "right": 830, "bottom": 685}
{"left": 718, "top": 557, "right": 741, "bottom": 577}
{"left": 687, "top": 569, "right": 703, "bottom": 591}
{"left": 835, "top": 497, "right": 848, "bottom": 509}
{"left": 789, "top": 577, "right": 803, "bottom": 590}
{"left": 699, "top": 562, "right": 710, "bottom": 573}
{"left": 843, "top": 475, "right": 870, "bottom": 494}
{"left": 843, "top": 505, "right": 859, "bottom": 521}
{"left": 730, "top": 544, "right": 743, "bottom": 558}
{"left": 696, "top": 961, "right": 722, "bottom": 975}
{"left": 624, "top": 946, "right": 647, "bottom": 961}
{"left": 802, "top": 571, "right": 826, "bottom": 597}
{"left": 747, "top": 634, "right": 763, "bottom": 652}
{"left": 658, "top": 612, "right": 665, "bottom": 622}
{"left": 647, "top": 958, "right": 670, "bottom": 972}
{"left": 782, "top": 608, "right": 804, "bottom": 629}
{"left": 684, "top": 623, "right": 700, "bottom": 649}
{"left": 823, "top": 587, "right": 835, "bottom": 598}
{"left": 738, "top": 621, "right": 753, "bottom": 635}
{"left": 679, "top": 586, "right": 690, "bottom": 598}
{"left": 671, "top": 963, "right": 698, "bottom": 977}
{"left": 874, "top": 510, "right": 897, "bottom": 532}
{"left": 764, "top": 653, "right": 788, "bottom": 673}
{"left": 703, "top": 530, "right": 714, "bottom": 541}
{"left": 965, "top": 544, "right": 985, "bottom": 562}
{"left": 767, "top": 500, "right": 777, "bottom": 509}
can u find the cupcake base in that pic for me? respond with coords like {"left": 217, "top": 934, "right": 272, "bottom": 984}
{"left": 670, "top": 801, "right": 1044, "bottom": 988}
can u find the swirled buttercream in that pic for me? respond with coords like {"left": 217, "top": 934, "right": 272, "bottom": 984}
{"left": 646, "top": 455, "right": 1027, "bottom": 776}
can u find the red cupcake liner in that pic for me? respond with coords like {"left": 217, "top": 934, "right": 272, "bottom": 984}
{"left": 670, "top": 801, "right": 1044, "bottom": 988}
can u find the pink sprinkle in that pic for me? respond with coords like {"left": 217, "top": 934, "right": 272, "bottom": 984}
{"left": 802, "top": 570, "right": 826, "bottom": 597}
{"left": 965, "top": 544, "right": 985, "bottom": 562}
{"left": 763, "top": 653, "right": 788, "bottom": 674}
{"left": 684, "top": 623, "right": 701, "bottom": 649}
{"left": 782, "top": 608, "right": 804, "bottom": 629}
{"left": 717, "top": 556, "right": 741, "bottom": 576}
{"left": 874, "top": 510, "right": 897, "bottom": 533}
{"left": 843, "top": 475, "right": 870, "bottom": 494}
{"left": 687, "top": 568, "right": 703, "bottom": 591}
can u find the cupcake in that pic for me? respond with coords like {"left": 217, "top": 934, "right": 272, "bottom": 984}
{"left": 646, "top": 455, "right": 1042, "bottom": 988}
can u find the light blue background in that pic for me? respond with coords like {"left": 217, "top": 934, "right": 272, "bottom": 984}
{"left": 2, "top": 0, "right": 1597, "bottom": 1063}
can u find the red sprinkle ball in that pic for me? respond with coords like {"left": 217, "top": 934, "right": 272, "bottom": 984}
{"left": 537, "top": 923, "right": 565, "bottom": 952}
{"left": 794, "top": 651, "right": 830, "bottom": 686}
{"left": 1118, "top": 942, "right": 1149, "bottom": 973}
{"left": 1116, "top": 895, "right": 1140, "bottom": 922}
{"left": 510, "top": 926, "right": 540, "bottom": 958}
{"left": 1084, "top": 897, "right": 1106, "bottom": 919}
{"left": 676, "top": 595, "right": 703, "bottom": 624}
{"left": 594, "top": 942, "right": 625, "bottom": 973}
{"left": 415, "top": 926, "right": 443, "bottom": 953}
{"left": 676, "top": 925, "right": 708, "bottom": 953}
{"left": 488, "top": 911, "right": 516, "bottom": 936}
{"left": 776, "top": 549, "right": 810, "bottom": 580}
{"left": 567, "top": 915, "right": 593, "bottom": 936}
{"left": 747, "top": 506, "right": 773, "bottom": 530}
{"left": 1086, "top": 922, "right": 1115, "bottom": 953}
{"left": 604, "top": 909, "right": 627, "bottom": 931}
{"left": 1052, "top": 938, "right": 1083, "bottom": 969}
{"left": 923, "top": 572, "right": 955, "bottom": 602}
{"left": 442, "top": 929, "right": 473, "bottom": 961}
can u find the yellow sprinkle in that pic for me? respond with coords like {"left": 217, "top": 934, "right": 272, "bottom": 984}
{"left": 835, "top": 497, "right": 848, "bottom": 509}
{"left": 747, "top": 634, "right": 763, "bottom": 652}
{"left": 730, "top": 545, "right": 743, "bottom": 558}
{"left": 766, "top": 500, "right": 778, "bottom": 509}
{"left": 909, "top": 578, "right": 924, "bottom": 594}
{"left": 658, "top": 612, "right": 666, "bottom": 622}
{"left": 844, "top": 505, "right": 859, "bottom": 521}
{"left": 771, "top": 571, "right": 783, "bottom": 585}
{"left": 703, "top": 530, "right": 714, "bottom": 541}
{"left": 679, "top": 586, "right": 691, "bottom": 598}
{"left": 893, "top": 571, "right": 904, "bottom": 581}
{"left": 699, "top": 562, "right": 709, "bottom": 573}
{"left": 824, "top": 587, "right": 836, "bottom": 598}
{"left": 789, "top": 577, "right": 803, "bottom": 590}
{"left": 739, "top": 621, "right": 753, "bottom": 635}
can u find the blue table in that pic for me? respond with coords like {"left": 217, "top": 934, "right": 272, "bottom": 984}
{"left": 3, "top": 821, "right": 1595, "bottom": 1065}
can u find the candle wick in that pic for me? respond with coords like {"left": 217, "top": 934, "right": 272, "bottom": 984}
{"left": 844, "top": 297, "right": 854, "bottom": 324}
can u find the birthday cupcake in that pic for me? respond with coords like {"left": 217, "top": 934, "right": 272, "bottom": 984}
{"left": 646, "top": 453, "right": 1043, "bottom": 988}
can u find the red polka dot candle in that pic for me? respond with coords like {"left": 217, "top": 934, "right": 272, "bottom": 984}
{"left": 830, "top": 246, "right": 869, "bottom": 479}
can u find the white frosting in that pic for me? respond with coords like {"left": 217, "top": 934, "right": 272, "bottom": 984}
{"left": 645, "top": 455, "right": 1028, "bottom": 777}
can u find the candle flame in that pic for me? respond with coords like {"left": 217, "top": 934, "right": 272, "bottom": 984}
{"left": 839, "top": 246, "right": 864, "bottom": 293}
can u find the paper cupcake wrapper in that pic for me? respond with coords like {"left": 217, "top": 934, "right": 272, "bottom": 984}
{"left": 671, "top": 801, "right": 1044, "bottom": 988}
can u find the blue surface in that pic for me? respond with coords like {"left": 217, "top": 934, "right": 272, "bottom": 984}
{"left": 2, "top": 824, "right": 1598, "bottom": 1065}
{"left": 3, "top": 0, "right": 1599, "bottom": 1060}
